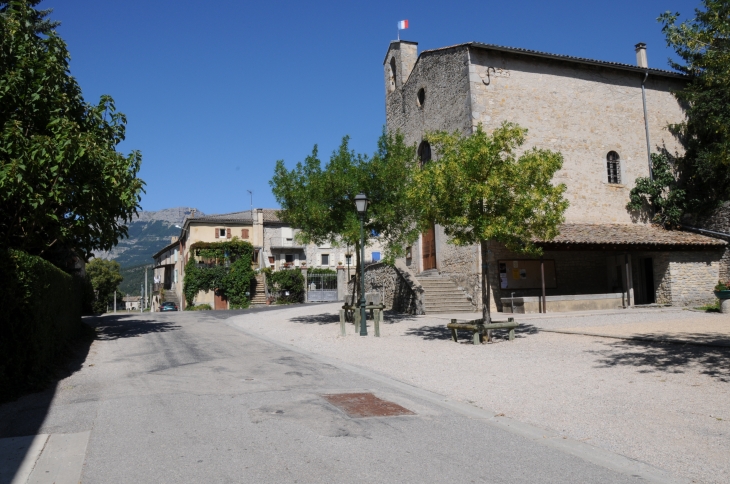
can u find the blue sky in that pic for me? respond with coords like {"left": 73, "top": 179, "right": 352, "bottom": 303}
{"left": 46, "top": 0, "right": 699, "bottom": 214}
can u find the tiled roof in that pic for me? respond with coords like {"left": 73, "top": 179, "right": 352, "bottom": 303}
{"left": 185, "top": 209, "right": 282, "bottom": 225}
{"left": 538, "top": 224, "right": 725, "bottom": 249}
{"left": 189, "top": 211, "right": 254, "bottom": 224}
{"left": 417, "top": 42, "right": 685, "bottom": 79}
{"left": 262, "top": 209, "right": 282, "bottom": 223}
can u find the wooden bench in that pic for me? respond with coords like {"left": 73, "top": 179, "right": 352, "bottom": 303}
{"left": 340, "top": 304, "right": 385, "bottom": 337}
{"left": 447, "top": 318, "right": 518, "bottom": 344}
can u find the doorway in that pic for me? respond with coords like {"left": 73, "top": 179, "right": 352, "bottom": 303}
{"left": 214, "top": 290, "right": 227, "bottom": 310}
{"left": 641, "top": 258, "right": 655, "bottom": 304}
{"left": 422, "top": 225, "right": 436, "bottom": 271}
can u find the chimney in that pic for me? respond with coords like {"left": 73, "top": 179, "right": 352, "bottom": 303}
{"left": 191, "top": 209, "right": 197, "bottom": 218}
{"left": 635, "top": 43, "right": 648, "bottom": 68}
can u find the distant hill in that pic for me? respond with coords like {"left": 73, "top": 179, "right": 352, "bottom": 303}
{"left": 94, "top": 207, "right": 203, "bottom": 268}
{"left": 94, "top": 207, "right": 203, "bottom": 295}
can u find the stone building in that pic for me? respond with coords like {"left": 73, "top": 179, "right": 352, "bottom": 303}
{"left": 383, "top": 40, "right": 726, "bottom": 312}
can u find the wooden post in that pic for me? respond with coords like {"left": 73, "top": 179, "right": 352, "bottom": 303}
{"left": 354, "top": 308, "right": 361, "bottom": 333}
{"left": 339, "top": 309, "right": 346, "bottom": 336}
{"left": 508, "top": 317, "right": 515, "bottom": 341}
{"left": 541, "top": 257, "right": 546, "bottom": 314}
{"left": 450, "top": 319, "right": 458, "bottom": 342}
{"left": 374, "top": 309, "right": 381, "bottom": 337}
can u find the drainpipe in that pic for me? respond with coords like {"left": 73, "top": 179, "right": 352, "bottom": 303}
{"left": 636, "top": 43, "right": 653, "bottom": 181}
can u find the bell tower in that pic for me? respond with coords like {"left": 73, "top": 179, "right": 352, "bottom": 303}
{"left": 383, "top": 40, "right": 418, "bottom": 95}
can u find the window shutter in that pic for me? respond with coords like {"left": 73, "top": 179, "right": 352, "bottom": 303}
{"left": 242, "top": 228, "right": 249, "bottom": 239}
{"left": 215, "top": 228, "right": 219, "bottom": 239}
{"left": 226, "top": 228, "right": 231, "bottom": 239}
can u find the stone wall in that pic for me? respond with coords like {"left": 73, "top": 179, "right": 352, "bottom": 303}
{"left": 668, "top": 250, "right": 724, "bottom": 306}
{"left": 689, "top": 202, "right": 730, "bottom": 281}
{"left": 347, "top": 261, "right": 424, "bottom": 315}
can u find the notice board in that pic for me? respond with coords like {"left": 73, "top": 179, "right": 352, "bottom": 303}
{"left": 498, "top": 260, "right": 557, "bottom": 289}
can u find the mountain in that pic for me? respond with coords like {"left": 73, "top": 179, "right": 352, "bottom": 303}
{"left": 94, "top": 207, "right": 204, "bottom": 295}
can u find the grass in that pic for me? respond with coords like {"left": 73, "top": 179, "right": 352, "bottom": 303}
{"left": 695, "top": 299, "right": 721, "bottom": 312}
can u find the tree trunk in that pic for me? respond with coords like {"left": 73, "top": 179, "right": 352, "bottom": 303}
{"left": 480, "top": 239, "right": 492, "bottom": 325}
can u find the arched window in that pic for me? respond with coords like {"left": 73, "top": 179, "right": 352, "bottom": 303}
{"left": 417, "top": 88, "right": 425, "bottom": 107}
{"left": 418, "top": 141, "right": 431, "bottom": 167}
{"left": 606, "top": 151, "right": 621, "bottom": 184}
{"left": 389, "top": 57, "right": 397, "bottom": 91}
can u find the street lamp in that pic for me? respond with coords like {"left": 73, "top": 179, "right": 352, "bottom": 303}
{"left": 354, "top": 193, "right": 369, "bottom": 336}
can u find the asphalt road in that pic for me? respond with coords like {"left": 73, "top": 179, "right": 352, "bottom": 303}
{"left": 0, "top": 309, "right": 683, "bottom": 483}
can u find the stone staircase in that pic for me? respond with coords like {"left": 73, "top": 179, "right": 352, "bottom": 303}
{"left": 416, "top": 271, "right": 475, "bottom": 314}
{"left": 163, "top": 290, "right": 180, "bottom": 306}
{"left": 250, "top": 273, "right": 268, "bottom": 306}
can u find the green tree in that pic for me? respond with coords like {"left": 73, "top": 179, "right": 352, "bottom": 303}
{"left": 0, "top": 1, "right": 144, "bottom": 264}
{"left": 657, "top": 1, "right": 730, "bottom": 212}
{"left": 86, "top": 258, "right": 123, "bottom": 314}
{"left": 270, "top": 130, "right": 421, "bottom": 303}
{"left": 627, "top": 152, "right": 687, "bottom": 227}
{"left": 411, "top": 122, "right": 568, "bottom": 324}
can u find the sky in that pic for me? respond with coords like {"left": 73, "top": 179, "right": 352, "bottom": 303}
{"left": 45, "top": 0, "right": 700, "bottom": 215}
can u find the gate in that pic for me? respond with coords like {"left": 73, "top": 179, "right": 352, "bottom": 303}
{"left": 307, "top": 273, "right": 338, "bottom": 302}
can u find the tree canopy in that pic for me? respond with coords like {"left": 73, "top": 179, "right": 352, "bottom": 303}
{"left": 657, "top": 0, "right": 730, "bottom": 212}
{"left": 0, "top": 1, "right": 144, "bottom": 264}
{"left": 410, "top": 122, "right": 568, "bottom": 323}
{"left": 270, "top": 129, "right": 421, "bottom": 262}
{"left": 86, "top": 258, "right": 123, "bottom": 314}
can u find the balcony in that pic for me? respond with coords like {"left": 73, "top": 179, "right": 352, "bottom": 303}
{"left": 269, "top": 237, "right": 304, "bottom": 249}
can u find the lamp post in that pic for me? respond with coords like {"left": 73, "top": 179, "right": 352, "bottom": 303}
{"left": 354, "top": 193, "right": 369, "bottom": 336}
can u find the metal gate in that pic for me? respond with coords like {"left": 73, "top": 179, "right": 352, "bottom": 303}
{"left": 307, "top": 273, "right": 338, "bottom": 302}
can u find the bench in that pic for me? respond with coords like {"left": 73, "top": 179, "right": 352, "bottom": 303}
{"left": 340, "top": 304, "right": 385, "bottom": 337}
{"left": 447, "top": 318, "right": 518, "bottom": 344}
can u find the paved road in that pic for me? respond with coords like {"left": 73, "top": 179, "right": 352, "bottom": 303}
{"left": 0, "top": 309, "right": 683, "bottom": 483}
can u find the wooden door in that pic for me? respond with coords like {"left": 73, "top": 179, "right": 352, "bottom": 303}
{"left": 214, "top": 290, "right": 227, "bottom": 310}
{"left": 422, "top": 226, "right": 436, "bottom": 271}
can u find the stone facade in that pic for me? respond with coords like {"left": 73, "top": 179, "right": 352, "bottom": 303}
{"left": 688, "top": 202, "right": 730, "bottom": 281}
{"left": 384, "top": 40, "right": 723, "bottom": 311}
{"left": 348, "top": 261, "right": 424, "bottom": 315}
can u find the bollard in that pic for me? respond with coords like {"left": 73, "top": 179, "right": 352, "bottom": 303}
{"left": 374, "top": 309, "right": 381, "bottom": 337}
{"left": 354, "top": 309, "right": 361, "bottom": 334}
{"left": 339, "top": 309, "right": 346, "bottom": 337}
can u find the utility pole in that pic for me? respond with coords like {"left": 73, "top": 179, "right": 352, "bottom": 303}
{"left": 144, "top": 266, "right": 148, "bottom": 310}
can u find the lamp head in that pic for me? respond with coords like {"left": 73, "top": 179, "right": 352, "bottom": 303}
{"left": 354, "top": 193, "right": 369, "bottom": 215}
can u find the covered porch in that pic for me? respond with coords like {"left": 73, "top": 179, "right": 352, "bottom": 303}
{"left": 492, "top": 224, "right": 726, "bottom": 313}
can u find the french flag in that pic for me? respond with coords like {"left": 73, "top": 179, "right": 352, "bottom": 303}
{"left": 398, "top": 20, "right": 408, "bottom": 30}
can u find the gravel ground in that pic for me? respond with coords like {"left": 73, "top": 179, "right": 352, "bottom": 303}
{"left": 231, "top": 304, "right": 730, "bottom": 484}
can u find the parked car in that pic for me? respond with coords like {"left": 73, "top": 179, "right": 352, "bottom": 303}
{"left": 160, "top": 302, "right": 179, "bottom": 312}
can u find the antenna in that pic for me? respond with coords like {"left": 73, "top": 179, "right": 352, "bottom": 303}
{"left": 247, "top": 190, "right": 253, "bottom": 222}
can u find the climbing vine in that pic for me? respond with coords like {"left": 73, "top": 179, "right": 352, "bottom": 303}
{"left": 183, "top": 239, "right": 255, "bottom": 309}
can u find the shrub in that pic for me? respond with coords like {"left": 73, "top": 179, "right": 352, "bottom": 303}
{"left": 0, "top": 250, "right": 88, "bottom": 401}
{"left": 263, "top": 268, "right": 304, "bottom": 304}
{"left": 186, "top": 303, "right": 212, "bottom": 311}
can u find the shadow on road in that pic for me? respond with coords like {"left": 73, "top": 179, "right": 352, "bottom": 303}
{"left": 589, "top": 336, "right": 730, "bottom": 382}
{"left": 404, "top": 323, "right": 540, "bottom": 342}
{"left": 92, "top": 314, "right": 181, "bottom": 340}
{"left": 289, "top": 310, "right": 419, "bottom": 326}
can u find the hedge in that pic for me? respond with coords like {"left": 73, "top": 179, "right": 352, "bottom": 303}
{"left": 0, "top": 249, "right": 91, "bottom": 401}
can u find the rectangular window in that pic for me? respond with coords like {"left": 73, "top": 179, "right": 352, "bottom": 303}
{"left": 345, "top": 255, "right": 352, "bottom": 266}
{"left": 174, "top": 249, "right": 178, "bottom": 262}
{"left": 321, "top": 254, "right": 329, "bottom": 266}
{"left": 371, "top": 251, "right": 381, "bottom": 261}
{"left": 242, "top": 228, "right": 249, "bottom": 239}
{"left": 285, "top": 254, "right": 294, "bottom": 263}
{"left": 219, "top": 228, "right": 226, "bottom": 238}
{"left": 174, "top": 269, "right": 178, "bottom": 283}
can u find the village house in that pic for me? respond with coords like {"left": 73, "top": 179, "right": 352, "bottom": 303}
{"left": 381, "top": 39, "right": 726, "bottom": 313}
{"left": 152, "top": 208, "right": 383, "bottom": 309}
